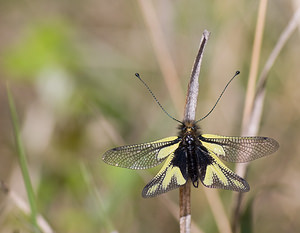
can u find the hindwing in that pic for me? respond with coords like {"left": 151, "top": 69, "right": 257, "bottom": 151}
{"left": 142, "top": 147, "right": 188, "bottom": 198}
{"left": 197, "top": 146, "right": 249, "bottom": 192}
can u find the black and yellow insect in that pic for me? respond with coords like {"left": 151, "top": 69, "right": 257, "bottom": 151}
{"left": 102, "top": 73, "right": 279, "bottom": 198}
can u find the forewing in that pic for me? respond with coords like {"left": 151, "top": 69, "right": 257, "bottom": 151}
{"left": 142, "top": 147, "right": 188, "bottom": 198}
{"left": 200, "top": 134, "right": 279, "bottom": 163}
{"left": 102, "top": 136, "right": 180, "bottom": 169}
{"left": 199, "top": 147, "right": 249, "bottom": 192}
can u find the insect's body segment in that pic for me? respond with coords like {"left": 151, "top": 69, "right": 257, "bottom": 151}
{"left": 177, "top": 121, "right": 202, "bottom": 188}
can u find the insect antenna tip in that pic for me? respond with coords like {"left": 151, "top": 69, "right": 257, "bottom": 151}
{"left": 134, "top": 72, "right": 182, "bottom": 124}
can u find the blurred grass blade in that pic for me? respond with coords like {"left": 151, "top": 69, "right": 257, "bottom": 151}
{"left": 80, "top": 162, "right": 116, "bottom": 232}
{"left": 240, "top": 196, "right": 254, "bottom": 233}
{"left": 7, "top": 84, "right": 40, "bottom": 233}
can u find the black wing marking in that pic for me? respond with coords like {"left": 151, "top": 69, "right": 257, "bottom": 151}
{"left": 142, "top": 147, "right": 188, "bottom": 198}
{"left": 200, "top": 134, "right": 279, "bottom": 163}
{"left": 102, "top": 137, "right": 180, "bottom": 169}
{"left": 197, "top": 146, "right": 250, "bottom": 192}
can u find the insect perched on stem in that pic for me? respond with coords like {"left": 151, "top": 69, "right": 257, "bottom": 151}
{"left": 102, "top": 72, "right": 279, "bottom": 198}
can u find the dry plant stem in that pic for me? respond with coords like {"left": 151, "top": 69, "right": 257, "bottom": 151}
{"left": 179, "top": 181, "right": 191, "bottom": 233}
{"left": 242, "top": 0, "right": 268, "bottom": 131}
{"left": 232, "top": 1, "right": 268, "bottom": 232}
{"left": 232, "top": 3, "right": 300, "bottom": 232}
{"left": 257, "top": 6, "right": 300, "bottom": 93}
{"left": 204, "top": 189, "right": 232, "bottom": 233}
{"left": 180, "top": 30, "right": 210, "bottom": 233}
{"left": 136, "top": 2, "right": 227, "bottom": 231}
{"left": 183, "top": 30, "right": 210, "bottom": 121}
{"left": 253, "top": 6, "right": 300, "bottom": 135}
{"left": 136, "top": 5, "right": 226, "bottom": 231}
{"left": 137, "top": 0, "right": 184, "bottom": 113}
{"left": 232, "top": 1, "right": 268, "bottom": 231}
{"left": 161, "top": 194, "right": 204, "bottom": 233}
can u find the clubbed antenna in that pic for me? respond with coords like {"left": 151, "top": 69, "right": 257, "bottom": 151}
{"left": 135, "top": 73, "right": 183, "bottom": 124}
{"left": 196, "top": 71, "right": 240, "bottom": 123}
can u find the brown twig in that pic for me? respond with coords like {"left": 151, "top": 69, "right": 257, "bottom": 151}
{"left": 180, "top": 30, "right": 210, "bottom": 233}
{"left": 160, "top": 195, "right": 204, "bottom": 233}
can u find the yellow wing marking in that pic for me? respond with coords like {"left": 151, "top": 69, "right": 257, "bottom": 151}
{"left": 202, "top": 134, "right": 226, "bottom": 157}
{"left": 147, "top": 183, "right": 159, "bottom": 195}
{"left": 201, "top": 141, "right": 225, "bottom": 156}
{"left": 202, "top": 148, "right": 249, "bottom": 191}
{"left": 143, "top": 152, "right": 186, "bottom": 197}
{"left": 162, "top": 166, "right": 186, "bottom": 189}
{"left": 203, "top": 163, "right": 228, "bottom": 186}
{"left": 157, "top": 141, "right": 180, "bottom": 160}
{"left": 153, "top": 136, "right": 178, "bottom": 143}
{"left": 202, "top": 134, "right": 226, "bottom": 139}
{"left": 201, "top": 134, "right": 279, "bottom": 163}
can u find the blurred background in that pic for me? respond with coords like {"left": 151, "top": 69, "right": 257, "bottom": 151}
{"left": 0, "top": 0, "right": 299, "bottom": 232}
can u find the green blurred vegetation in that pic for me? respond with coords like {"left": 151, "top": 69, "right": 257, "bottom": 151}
{"left": 0, "top": 0, "right": 299, "bottom": 233}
